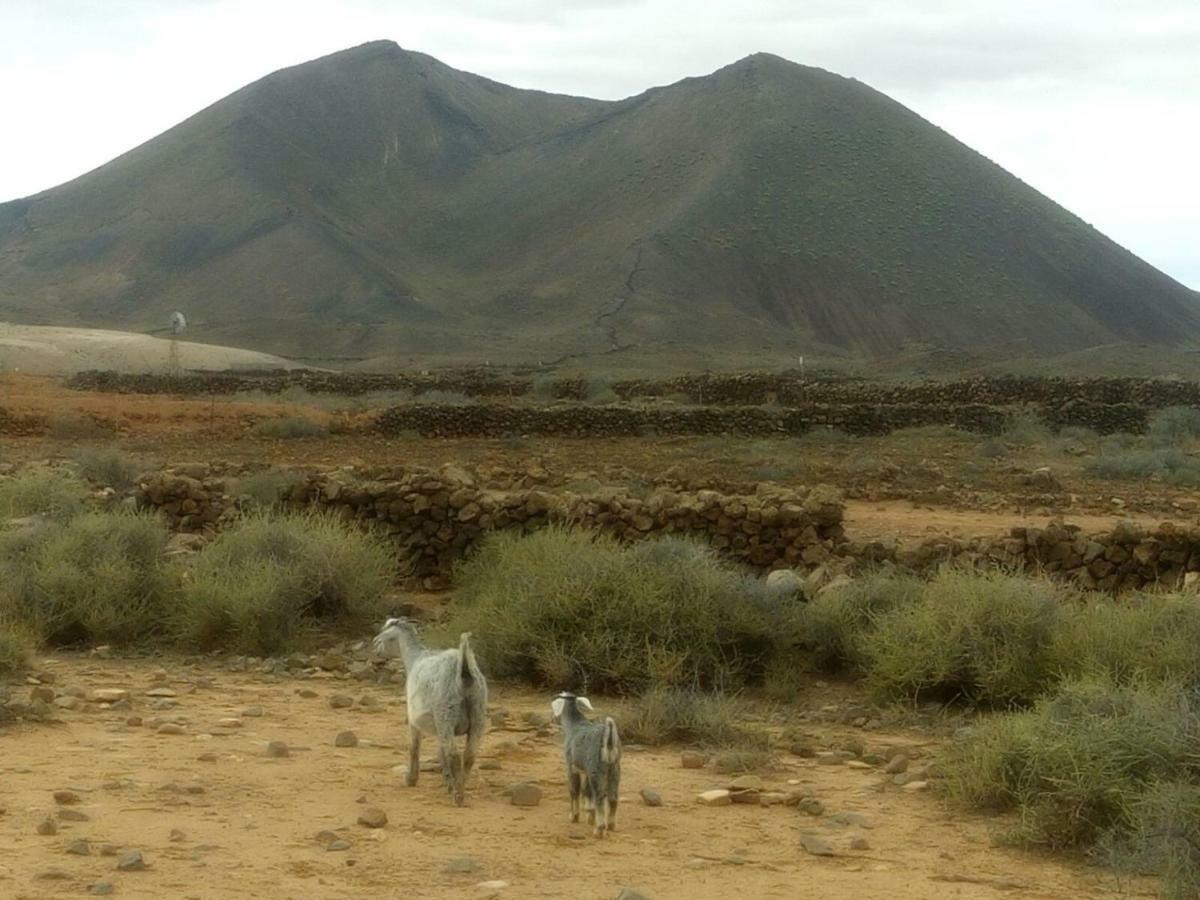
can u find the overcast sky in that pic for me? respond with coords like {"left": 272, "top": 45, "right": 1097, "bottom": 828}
{"left": 2, "top": 0, "right": 1196, "bottom": 288}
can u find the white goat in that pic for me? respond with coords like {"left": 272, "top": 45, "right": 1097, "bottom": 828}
{"left": 371, "top": 617, "right": 487, "bottom": 806}
{"left": 551, "top": 691, "right": 622, "bottom": 836}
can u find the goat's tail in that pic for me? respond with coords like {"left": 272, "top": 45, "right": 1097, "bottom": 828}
{"left": 459, "top": 632, "right": 484, "bottom": 686}
{"left": 601, "top": 716, "right": 621, "bottom": 764}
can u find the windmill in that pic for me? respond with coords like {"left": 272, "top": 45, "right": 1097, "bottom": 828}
{"left": 167, "top": 311, "right": 186, "bottom": 375}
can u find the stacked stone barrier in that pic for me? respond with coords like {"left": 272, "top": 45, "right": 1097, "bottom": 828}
{"left": 121, "top": 462, "right": 1200, "bottom": 594}
{"left": 374, "top": 402, "right": 1009, "bottom": 438}
{"left": 132, "top": 464, "right": 847, "bottom": 589}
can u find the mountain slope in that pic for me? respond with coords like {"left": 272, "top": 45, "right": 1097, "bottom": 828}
{"left": 1, "top": 41, "right": 1196, "bottom": 365}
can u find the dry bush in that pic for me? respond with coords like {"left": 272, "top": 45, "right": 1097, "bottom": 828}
{"left": 172, "top": 511, "right": 392, "bottom": 654}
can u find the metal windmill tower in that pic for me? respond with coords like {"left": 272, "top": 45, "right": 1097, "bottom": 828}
{"left": 167, "top": 311, "right": 187, "bottom": 375}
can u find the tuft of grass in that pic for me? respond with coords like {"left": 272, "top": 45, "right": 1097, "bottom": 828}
{"left": 446, "top": 528, "right": 775, "bottom": 694}
{"left": 253, "top": 416, "right": 326, "bottom": 439}
{"left": 1101, "top": 781, "right": 1200, "bottom": 900}
{"left": 172, "top": 511, "right": 392, "bottom": 655}
{"left": 619, "top": 686, "right": 769, "bottom": 751}
{"left": 862, "top": 570, "right": 1063, "bottom": 707}
{"left": 799, "top": 572, "right": 923, "bottom": 673}
{"left": 0, "top": 467, "right": 88, "bottom": 520}
{"left": 1050, "top": 595, "right": 1200, "bottom": 687}
{"left": 1085, "top": 448, "right": 1200, "bottom": 486}
{"left": 1148, "top": 406, "right": 1200, "bottom": 444}
{"left": 0, "top": 510, "right": 171, "bottom": 646}
{"left": 236, "top": 470, "right": 304, "bottom": 509}
{"left": 944, "top": 677, "right": 1200, "bottom": 853}
{"left": 72, "top": 448, "right": 138, "bottom": 491}
{"left": 1001, "top": 410, "right": 1051, "bottom": 446}
{"left": 0, "top": 615, "right": 36, "bottom": 678}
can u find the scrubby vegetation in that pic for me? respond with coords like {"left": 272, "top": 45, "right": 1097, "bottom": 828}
{"left": 171, "top": 511, "right": 392, "bottom": 654}
{"left": 73, "top": 447, "right": 138, "bottom": 490}
{"left": 0, "top": 615, "right": 35, "bottom": 677}
{"left": 236, "top": 470, "right": 304, "bottom": 509}
{"left": 0, "top": 509, "right": 171, "bottom": 646}
{"left": 0, "top": 466, "right": 87, "bottom": 520}
{"left": 1147, "top": 406, "right": 1200, "bottom": 443}
{"left": 446, "top": 529, "right": 776, "bottom": 693}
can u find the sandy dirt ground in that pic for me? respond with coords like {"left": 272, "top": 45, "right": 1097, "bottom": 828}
{"left": 0, "top": 656, "right": 1149, "bottom": 900}
{"left": 0, "top": 324, "right": 299, "bottom": 375}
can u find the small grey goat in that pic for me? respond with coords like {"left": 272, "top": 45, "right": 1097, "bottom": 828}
{"left": 372, "top": 616, "right": 487, "bottom": 806}
{"left": 550, "top": 691, "right": 622, "bottom": 836}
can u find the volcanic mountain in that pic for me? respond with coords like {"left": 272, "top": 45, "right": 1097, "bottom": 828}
{"left": 1, "top": 40, "right": 1196, "bottom": 367}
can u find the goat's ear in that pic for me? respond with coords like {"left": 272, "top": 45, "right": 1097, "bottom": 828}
{"left": 577, "top": 696, "right": 594, "bottom": 711}
{"left": 550, "top": 697, "right": 565, "bottom": 719}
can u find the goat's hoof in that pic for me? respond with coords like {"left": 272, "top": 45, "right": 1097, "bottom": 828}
{"left": 405, "top": 776, "right": 418, "bottom": 787}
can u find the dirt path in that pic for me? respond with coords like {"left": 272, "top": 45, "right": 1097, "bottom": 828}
{"left": 0, "top": 657, "right": 1142, "bottom": 899}
{"left": 844, "top": 499, "right": 1169, "bottom": 543}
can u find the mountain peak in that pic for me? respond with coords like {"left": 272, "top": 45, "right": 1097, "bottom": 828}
{"left": 0, "top": 44, "right": 1194, "bottom": 369}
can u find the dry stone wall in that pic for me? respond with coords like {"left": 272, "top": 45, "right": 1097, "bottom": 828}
{"left": 128, "top": 463, "right": 1200, "bottom": 594}
{"left": 132, "top": 464, "right": 847, "bottom": 589}
{"left": 374, "top": 402, "right": 1009, "bottom": 438}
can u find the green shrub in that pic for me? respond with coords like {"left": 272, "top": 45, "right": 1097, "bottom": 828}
{"left": 0, "top": 467, "right": 88, "bottom": 520}
{"left": 253, "top": 416, "right": 326, "bottom": 439}
{"left": 1002, "top": 411, "right": 1051, "bottom": 446}
{"left": 1148, "top": 406, "right": 1200, "bottom": 443}
{"left": 863, "top": 570, "right": 1063, "bottom": 706}
{"left": 0, "top": 615, "right": 35, "bottom": 678}
{"left": 1085, "top": 448, "right": 1200, "bottom": 485}
{"left": 446, "top": 528, "right": 774, "bottom": 693}
{"left": 1101, "top": 781, "right": 1200, "bottom": 900}
{"left": 415, "top": 390, "right": 471, "bottom": 405}
{"left": 0, "top": 510, "right": 170, "bottom": 646}
{"left": 800, "top": 572, "right": 923, "bottom": 673}
{"left": 73, "top": 448, "right": 138, "bottom": 491}
{"left": 236, "top": 470, "right": 303, "bottom": 509}
{"left": 619, "top": 686, "right": 768, "bottom": 750}
{"left": 1050, "top": 595, "right": 1200, "bottom": 687}
{"left": 172, "top": 511, "right": 392, "bottom": 654}
{"left": 944, "top": 677, "right": 1200, "bottom": 852}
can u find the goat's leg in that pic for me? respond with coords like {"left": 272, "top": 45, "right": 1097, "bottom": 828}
{"left": 567, "top": 767, "right": 581, "bottom": 823}
{"left": 590, "top": 776, "right": 605, "bottom": 837}
{"left": 436, "top": 721, "right": 464, "bottom": 805}
{"left": 464, "top": 705, "right": 485, "bottom": 784}
{"left": 406, "top": 725, "right": 421, "bottom": 787}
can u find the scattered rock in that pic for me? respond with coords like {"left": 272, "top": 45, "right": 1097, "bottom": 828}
{"left": 242, "top": 705, "right": 264, "bottom": 717}
{"left": 266, "top": 741, "right": 290, "bottom": 758}
{"left": 334, "top": 730, "right": 359, "bottom": 748}
{"left": 99, "top": 844, "right": 119, "bottom": 857}
{"left": 357, "top": 807, "right": 388, "bottom": 828}
{"left": 36, "top": 869, "right": 72, "bottom": 881}
{"left": 197, "top": 752, "right": 218, "bottom": 763}
{"left": 54, "top": 696, "right": 84, "bottom": 711}
{"left": 117, "top": 850, "right": 147, "bottom": 871}
{"left": 697, "top": 789, "right": 732, "bottom": 807}
{"left": 169, "top": 829, "right": 186, "bottom": 842}
{"left": 479, "top": 759, "right": 502, "bottom": 771}
{"left": 799, "top": 833, "right": 836, "bottom": 857}
{"left": 680, "top": 751, "right": 707, "bottom": 769}
{"left": 88, "top": 689, "right": 129, "bottom": 704}
{"left": 901, "top": 780, "right": 930, "bottom": 793}
{"left": 884, "top": 753, "right": 910, "bottom": 775}
{"left": 508, "top": 783, "right": 543, "bottom": 807}
{"left": 126, "top": 716, "right": 143, "bottom": 727}
{"left": 476, "top": 880, "right": 508, "bottom": 892}
{"left": 639, "top": 788, "right": 663, "bottom": 807}
{"left": 53, "top": 790, "right": 81, "bottom": 805}
{"left": 329, "top": 694, "right": 354, "bottom": 709}
{"left": 828, "top": 811, "right": 871, "bottom": 829}
{"left": 145, "top": 687, "right": 177, "bottom": 698}
{"left": 849, "top": 835, "right": 872, "bottom": 851}
{"left": 728, "top": 775, "right": 763, "bottom": 791}
{"left": 814, "top": 752, "right": 844, "bottom": 766}
{"left": 327, "top": 839, "right": 351, "bottom": 851}
{"left": 797, "top": 797, "right": 825, "bottom": 817}
{"left": 156, "top": 723, "right": 185, "bottom": 735}
{"left": 89, "top": 883, "right": 115, "bottom": 896}
{"left": 58, "top": 809, "right": 89, "bottom": 822}
{"left": 617, "top": 890, "right": 653, "bottom": 900}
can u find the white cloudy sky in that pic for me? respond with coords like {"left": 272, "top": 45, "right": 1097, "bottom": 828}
{"left": 2, "top": 0, "right": 1197, "bottom": 288}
